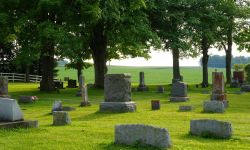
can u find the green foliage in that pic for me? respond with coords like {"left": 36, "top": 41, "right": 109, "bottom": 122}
{"left": 244, "top": 64, "right": 250, "bottom": 82}
{"left": 234, "top": 64, "right": 245, "bottom": 71}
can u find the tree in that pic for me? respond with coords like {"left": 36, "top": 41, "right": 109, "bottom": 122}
{"left": 89, "top": 0, "right": 159, "bottom": 88}
{"left": 149, "top": 0, "right": 198, "bottom": 82}
{"left": 189, "top": 0, "right": 226, "bottom": 87}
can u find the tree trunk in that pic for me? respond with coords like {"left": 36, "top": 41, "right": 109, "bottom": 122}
{"left": 25, "top": 64, "right": 30, "bottom": 83}
{"left": 201, "top": 37, "right": 209, "bottom": 88}
{"left": 172, "top": 49, "right": 181, "bottom": 82}
{"left": 90, "top": 22, "right": 107, "bottom": 88}
{"left": 40, "top": 39, "right": 55, "bottom": 92}
{"left": 77, "top": 61, "right": 82, "bottom": 82}
{"left": 225, "top": 19, "right": 233, "bottom": 84}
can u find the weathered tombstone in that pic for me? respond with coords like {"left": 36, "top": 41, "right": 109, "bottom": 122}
{"left": 0, "top": 76, "right": 8, "bottom": 97}
{"left": 151, "top": 100, "right": 160, "bottom": 110}
{"left": 170, "top": 81, "right": 189, "bottom": 102}
{"left": 233, "top": 71, "right": 244, "bottom": 83}
{"left": 67, "top": 79, "right": 77, "bottom": 88}
{"left": 0, "top": 98, "right": 23, "bottom": 121}
{"left": 100, "top": 74, "right": 136, "bottom": 112}
{"left": 77, "top": 75, "right": 90, "bottom": 106}
{"left": 179, "top": 105, "right": 193, "bottom": 112}
{"left": 203, "top": 101, "right": 225, "bottom": 113}
{"left": 53, "top": 111, "right": 71, "bottom": 126}
{"left": 137, "top": 72, "right": 148, "bottom": 91}
{"left": 157, "top": 86, "right": 165, "bottom": 93}
{"left": 210, "top": 72, "right": 228, "bottom": 107}
{"left": 0, "top": 98, "right": 38, "bottom": 128}
{"left": 241, "top": 84, "right": 250, "bottom": 92}
{"left": 52, "top": 100, "right": 62, "bottom": 112}
{"left": 18, "top": 96, "right": 38, "bottom": 103}
{"left": 54, "top": 81, "right": 64, "bottom": 89}
{"left": 190, "top": 119, "right": 232, "bottom": 139}
{"left": 115, "top": 124, "right": 171, "bottom": 148}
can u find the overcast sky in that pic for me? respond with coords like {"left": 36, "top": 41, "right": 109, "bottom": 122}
{"left": 109, "top": 44, "right": 250, "bottom": 67}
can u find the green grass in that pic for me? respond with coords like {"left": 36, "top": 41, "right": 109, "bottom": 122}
{"left": 57, "top": 66, "right": 226, "bottom": 85}
{"left": 0, "top": 82, "right": 250, "bottom": 150}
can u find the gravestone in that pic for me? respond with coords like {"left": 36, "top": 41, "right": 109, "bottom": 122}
{"left": 52, "top": 100, "right": 62, "bottom": 112}
{"left": 115, "top": 124, "right": 171, "bottom": 148}
{"left": 170, "top": 81, "right": 189, "bottom": 102}
{"left": 137, "top": 72, "right": 148, "bottom": 91}
{"left": 190, "top": 119, "right": 232, "bottom": 139}
{"left": 53, "top": 111, "right": 71, "bottom": 126}
{"left": 0, "top": 77, "right": 8, "bottom": 97}
{"left": 151, "top": 100, "right": 160, "bottom": 110}
{"left": 0, "top": 98, "right": 23, "bottom": 121}
{"left": 67, "top": 79, "right": 77, "bottom": 88}
{"left": 54, "top": 81, "right": 64, "bottom": 89}
{"left": 157, "top": 86, "right": 165, "bottom": 93}
{"left": 233, "top": 71, "right": 244, "bottom": 83}
{"left": 179, "top": 106, "right": 193, "bottom": 112}
{"left": 18, "top": 96, "right": 38, "bottom": 103}
{"left": 203, "top": 101, "right": 225, "bottom": 113}
{"left": 210, "top": 72, "right": 228, "bottom": 107}
{"left": 0, "top": 98, "right": 38, "bottom": 128}
{"left": 100, "top": 74, "right": 136, "bottom": 112}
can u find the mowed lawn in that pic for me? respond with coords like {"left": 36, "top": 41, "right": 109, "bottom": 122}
{"left": 0, "top": 82, "right": 250, "bottom": 150}
{"left": 57, "top": 66, "right": 226, "bottom": 85}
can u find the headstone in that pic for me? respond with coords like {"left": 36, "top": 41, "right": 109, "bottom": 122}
{"left": 0, "top": 120, "right": 38, "bottom": 129}
{"left": 210, "top": 72, "right": 228, "bottom": 107}
{"left": 203, "top": 101, "right": 225, "bottom": 113}
{"left": 52, "top": 100, "right": 62, "bottom": 112}
{"left": 0, "top": 77, "right": 8, "bottom": 97}
{"left": 115, "top": 124, "right": 171, "bottom": 148}
{"left": 78, "top": 75, "right": 90, "bottom": 106}
{"left": 137, "top": 72, "right": 148, "bottom": 91}
{"left": 67, "top": 79, "right": 77, "bottom": 88}
{"left": 157, "top": 86, "right": 165, "bottom": 93}
{"left": 179, "top": 105, "right": 193, "bottom": 112}
{"left": 190, "top": 119, "right": 232, "bottom": 139}
{"left": 151, "top": 100, "right": 160, "bottom": 110}
{"left": 241, "top": 85, "right": 250, "bottom": 92}
{"left": 0, "top": 98, "right": 24, "bottom": 121}
{"left": 170, "top": 81, "right": 189, "bottom": 102}
{"left": 54, "top": 81, "right": 63, "bottom": 89}
{"left": 53, "top": 111, "right": 71, "bottom": 126}
{"left": 18, "top": 96, "right": 38, "bottom": 103}
{"left": 100, "top": 74, "right": 136, "bottom": 112}
{"left": 233, "top": 71, "right": 244, "bottom": 83}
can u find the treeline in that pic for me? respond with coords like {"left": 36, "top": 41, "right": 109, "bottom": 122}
{"left": 200, "top": 55, "right": 250, "bottom": 68}
{"left": 0, "top": 0, "right": 249, "bottom": 91}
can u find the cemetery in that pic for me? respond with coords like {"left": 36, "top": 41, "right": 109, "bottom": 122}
{"left": 0, "top": 0, "right": 249, "bottom": 149}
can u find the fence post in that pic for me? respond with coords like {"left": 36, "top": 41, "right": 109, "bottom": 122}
{"left": 12, "top": 73, "right": 14, "bottom": 82}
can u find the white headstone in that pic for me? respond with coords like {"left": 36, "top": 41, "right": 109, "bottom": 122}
{"left": 0, "top": 98, "right": 23, "bottom": 121}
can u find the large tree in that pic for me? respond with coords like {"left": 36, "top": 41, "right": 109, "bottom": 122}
{"left": 149, "top": 0, "right": 197, "bottom": 82}
{"left": 89, "top": 0, "right": 159, "bottom": 88}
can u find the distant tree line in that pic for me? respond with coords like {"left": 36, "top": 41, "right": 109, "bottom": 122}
{"left": 200, "top": 55, "right": 250, "bottom": 68}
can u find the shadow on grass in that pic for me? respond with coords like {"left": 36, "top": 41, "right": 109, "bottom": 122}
{"left": 180, "top": 133, "right": 236, "bottom": 142}
{"left": 99, "top": 142, "right": 162, "bottom": 150}
{"left": 73, "top": 111, "right": 124, "bottom": 121}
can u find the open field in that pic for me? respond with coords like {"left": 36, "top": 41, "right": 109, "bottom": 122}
{"left": 0, "top": 83, "right": 250, "bottom": 150}
{"left": 57, "top": 66, "right": 226, "bottom": 85}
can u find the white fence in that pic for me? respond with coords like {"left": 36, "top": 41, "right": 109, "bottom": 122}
{"left": 0, "top": 73, "right": 42, "bottom": 83}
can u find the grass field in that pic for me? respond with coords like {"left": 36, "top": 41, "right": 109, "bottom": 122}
{"left": 0, "top": 66, "right": 249, "bottom": 150}
{"left": 57, "top": 66, "right": 226, "bottom": 85}
{"left": 0, "top": 81, "right": 250, "bottom": 150}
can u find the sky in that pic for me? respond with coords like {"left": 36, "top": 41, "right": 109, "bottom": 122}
{"left": 109, "top": 44, "right": 250, "bottom": 67}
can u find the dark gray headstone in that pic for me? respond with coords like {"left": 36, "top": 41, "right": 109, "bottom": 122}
{"left": 137, "top": 72, "right": 148, "bottom": 91}
{"left": 104, "top": 74, "right": 131, "bottom": 102}
{"left": 171, "top": 81, "right": 187, "bottom": 97}
{"left": 203, "top": 101, "right": 225, "bottom": 113}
